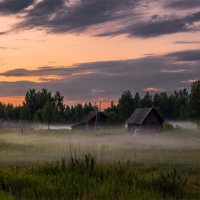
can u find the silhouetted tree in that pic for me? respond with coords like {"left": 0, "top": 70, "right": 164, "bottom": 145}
{"left": 141, "top": 92, "right": 153, "bottom": 107}
{"left": 134, "top": 92, "right": 141, "bottom": 108}
{"left": 74, "top": 104, "right": 84, "bottom": 122}
{"left": 24, "top": 89, "right": 37, "bottom": 119}
{"left": 4, "top": 104, "right": 14, "bottom": 120}
{"left": 20, "top": 105, "right": 31, "bottom": 121}
{"left": 118, "top": 90, "right": 134, "bottom": 122}
{"left": 0, "top": 83, "right": 199, "bottom": 124}
{"left": 83, "top": 103, "right": 95, "bottom": 116}
{"left": 33, "top": 109, "right": 43, "bottom": 123}
{"left": 42, "top": 100, "right": 53, "bottom": 129}
{"left": 188, "top": 80, "right": 200, "bottom": 119}
{"left": 0, "top": 103, "right": 5, "bottom": 119}
{"left": 64, "top": 105, "right": 74, "bottom": 123}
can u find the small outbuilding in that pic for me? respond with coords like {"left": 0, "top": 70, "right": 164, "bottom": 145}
{"left": 126, "top": 107, "right": 165, "bottom": 134}
{"left": 72, "top": 111, "right": 107, "bottom": 129}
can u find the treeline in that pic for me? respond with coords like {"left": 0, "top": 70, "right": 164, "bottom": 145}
{"left": 0, "top": 80, "right": 200, "bottom": 124}
{"left": 105, "top": 89, "right": 189, "bottom": 123}
{"left": 0, "top": 89, "right": 96, "bottom": 124}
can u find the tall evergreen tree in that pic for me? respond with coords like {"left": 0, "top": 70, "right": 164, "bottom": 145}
{"left": 134, "top": 92, "right": 141, "bottom": 108}
{"left": 0, "top": 103, "right": 5, "bottom": 119}
{"left": 74, "top": 104, "right": 84, "bottom": 122}
{"left": 4, "top": 104, "right": 14, "bottom": 120}
{"left": 83, "top": 103, "right": 95, "bottom": 116}
{"left": 20, "top": 105, "right": 31, "bottom": 121}
{"left": 42, "top": 100, "right": 53, "bottom": 129}
{"left": 188, "top": 80, "right": 200, "bottom": 119}
{"left": 24, "top": 89, "right": 37, "bottom": 119}
{"left": 141, "top": 92, "right": 153, "bottom": 107}
{"left": 118, "top": 90, "right": 134, "bottom": 121}
{"left": 33, "top": 109, "right": 43, "bottom": 123}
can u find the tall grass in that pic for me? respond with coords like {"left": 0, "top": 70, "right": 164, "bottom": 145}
{"left": 0, "top": 128, "right": 199, "bottom": 199}
{"left": 0, "top": 155, "right": 199, "bottom": 199}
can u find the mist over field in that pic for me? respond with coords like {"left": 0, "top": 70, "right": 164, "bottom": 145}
{"left": 0, "top": 124, "right": 199, "bottom": 164}
{"left": 1, "top": 0, "right": 200, "bottom": 197}
{"left": 0, "top": 126, "right": 200, "bottom": 199}
{"left": 170, "top": 121, "right": 198, "bottom": 130}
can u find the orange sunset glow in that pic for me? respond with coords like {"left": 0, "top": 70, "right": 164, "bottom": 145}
{"left": 1, "top": 2, "right": 200, "bottom": 198}
{"left": 0, "top": 96, "right": 24, "bottom": 106}
{"left": 0, "top": 0, "right": 200, "bottom": 106}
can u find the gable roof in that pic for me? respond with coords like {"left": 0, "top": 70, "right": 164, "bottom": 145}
{"left": 72, "top": 111, "right": 107, "bottom": 128}
{"left": 126, "top": 107, "right": 164, "bottom": 125}
{"left": 81, "top": 111, "right": 106, "bottom": 123}
{"left": 81, "top": 111, "right": 97, "bottom": 123}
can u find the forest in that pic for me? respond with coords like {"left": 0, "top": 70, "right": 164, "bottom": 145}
{"left": 0, "top": 80, "right": 200, "bottom": 125}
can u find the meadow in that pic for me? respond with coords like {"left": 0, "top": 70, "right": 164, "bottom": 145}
{"left": 0, "top": 127, "right": 200, "bottom": 199}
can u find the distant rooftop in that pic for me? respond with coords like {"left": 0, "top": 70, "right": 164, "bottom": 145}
{"left": 126, "top": 107, "right": 164, "bottom": 125}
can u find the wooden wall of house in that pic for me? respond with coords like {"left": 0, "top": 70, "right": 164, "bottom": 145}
{"left": 143, "top": 110, "right": 163, "bottom": 125}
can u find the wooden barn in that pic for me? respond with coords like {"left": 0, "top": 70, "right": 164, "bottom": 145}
{"left": 126, "top": 107, "right": 165, "bottom": 134}
{"left": 72, "top": 111, "right": 107, "bottom": 129}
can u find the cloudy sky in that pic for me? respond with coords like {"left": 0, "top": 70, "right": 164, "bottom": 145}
{"left": 0, "top": 0, "right": 200, "bottom": 106}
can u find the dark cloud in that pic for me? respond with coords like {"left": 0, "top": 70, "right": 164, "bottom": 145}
{"left": 0, "top": 0, "right": 198, "bottom": 38}
{"left": 0, "top": 0, "right": 35, "bottom": 15}
{"left": 0, "top": 68, "right": 30, "bottom": 76}
{"left": 0, "top": 66, "right": 79, "bottom": 77}
{"left": 165, "top": 0, "right": 200, "bottom": 10}
{"left": 126, "top": 18, "right": 185, "bottom": 38}
{"left": 0, "top": 31, "right": 8, "bottom": 35}
{"left": 167, "top": 49, "right": 200, "bottom": 61}
{"left": 174, "top": 41, "right": 200, "bottom": 44}
{"left": 0, "top": 49, "right": 199, "bottom": 100}
{"left": 0, "top": 81, "right": 39, "bottom": 97}
{"left": 99, "top": 11, "right": 200, "bottom": 38}
{"left": 16, "top": 0, "right": 141, "bottom": 33}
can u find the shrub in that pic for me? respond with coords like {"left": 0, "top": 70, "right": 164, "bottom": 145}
{"left": 163, "top": 122, "right": 175, "bottom": 131}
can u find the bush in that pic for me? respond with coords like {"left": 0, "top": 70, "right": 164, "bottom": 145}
{"left": 163, "top": 122, "right": 175, "bottom": 131}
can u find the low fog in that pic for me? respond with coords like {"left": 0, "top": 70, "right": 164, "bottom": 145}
{"left": 170, "top": 121, "right": 198, "bottom": 129}
{"left": 0, "top": 122, "right": 199, "bottom": 164}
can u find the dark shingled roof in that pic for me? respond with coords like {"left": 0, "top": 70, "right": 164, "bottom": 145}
{"left": 80, "top": 111, "right": 106, "bottom": 123}
{"left": 81, "top": 111, "right": 97, "bottom": 123}
{"left": 71, "top": 111, "right": 107, "bottom": 128}
{"left": 126, "top": 107, "right": 164, "bottom": 125}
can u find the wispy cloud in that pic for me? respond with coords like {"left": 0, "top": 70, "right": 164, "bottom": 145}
{"left": 0, "top": 49, "right": 199, "bottom": 100}
{"left": 174, "top": 41, "right": 200, "bottom": 44}
{"left": 145, "top": 87, "right": 161, "bottom": 92}
{"left": 181, "top": 79, "right": 198, "bottom": 84}
{"left": 0, "top": 46, "right": 18, "bottom": 50}
{"left": 161, "top": 69, "right": 186, "bottom": 73}
{"left": 99, "top": 11, "right": 200, "bottom": 38}
{"left": 0, "top": 0, "right": 35, "bottom": 15}
{"left": 164, "top": 0, "right": 200, "bottom": 10}
{"left": 167, "top": 49, "right": 200, "bottom": 61}
{"left": 0, "top": 0, "right": 200, "bottom": 38}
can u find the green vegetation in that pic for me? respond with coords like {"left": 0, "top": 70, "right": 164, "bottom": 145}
{"left": 163, "top": 122, "right": 181, "bottom": 131}
{"left": 188, "top": 80, "right": 200, "bottom": 120}
{"left": 0, "top": 190, "right": 14, "bottom": 200}
{"left": 1, "top": 80, "right": 200, "bottom": 125}
{"left": 0, "top": 155, "right": 199, "bottom": 199}
{"left": 0, "top": 128, "right": 199, "bottom": 199}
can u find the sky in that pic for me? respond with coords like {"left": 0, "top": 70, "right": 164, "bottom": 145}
{"left": 0, "top": 0, "right": 200, "bottom": 107}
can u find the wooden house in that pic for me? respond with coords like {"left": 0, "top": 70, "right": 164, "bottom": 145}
{"left": 126, "top": 107, "right": 165, "bottom": 134}
{"left": 72, "top": 111, "right": 107, "bottom": 129}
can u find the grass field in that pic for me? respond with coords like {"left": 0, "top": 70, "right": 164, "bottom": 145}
{"left": 0, "top": 127, "right": 200, "bottom": 199}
